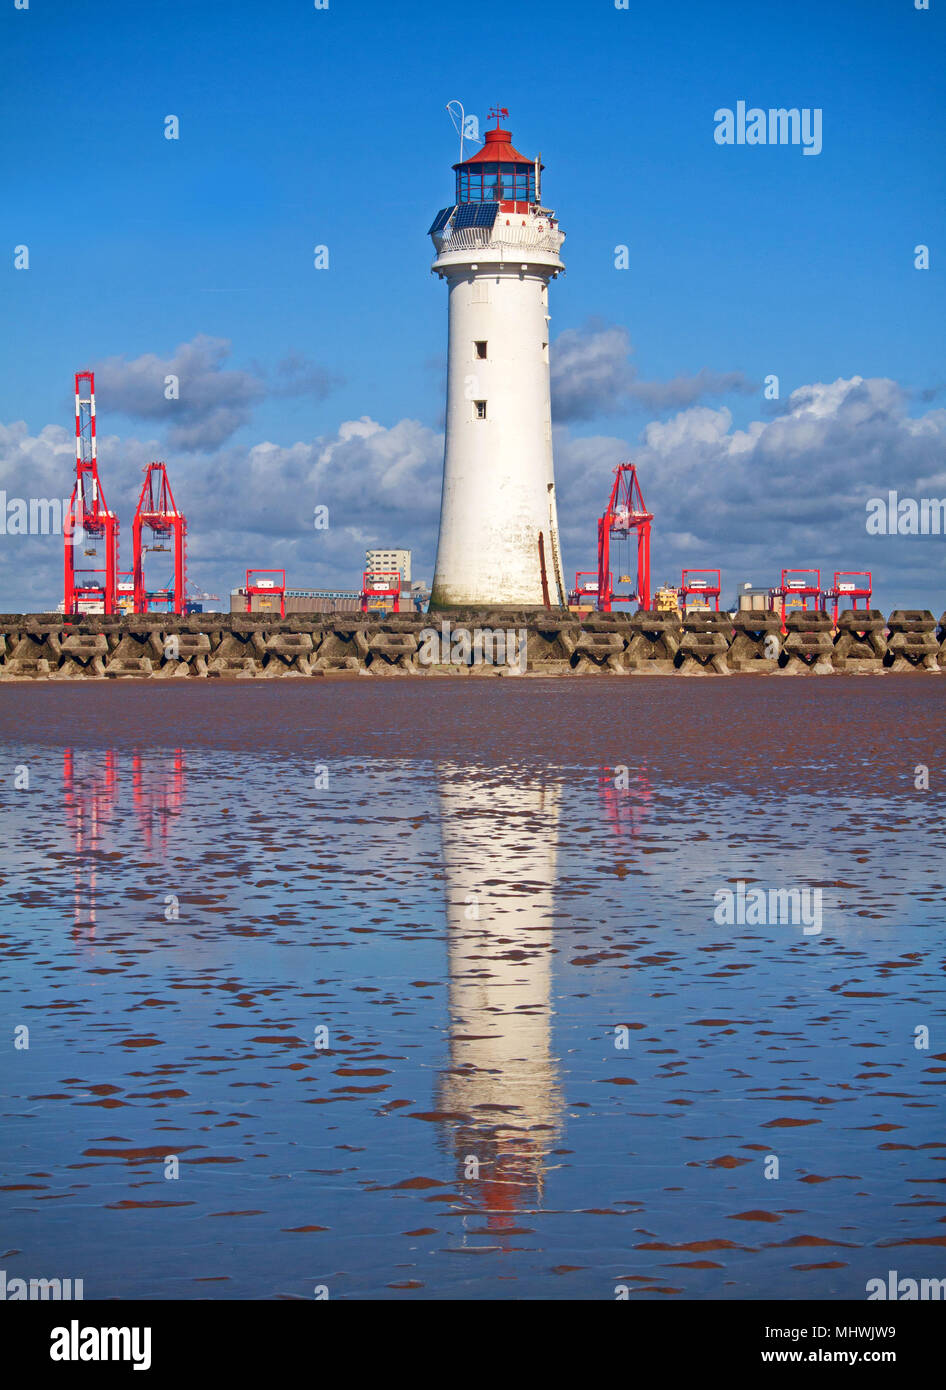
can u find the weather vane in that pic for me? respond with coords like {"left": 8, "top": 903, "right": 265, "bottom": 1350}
{"left": 488, "top": 105, "right": 509, "bottom": 128}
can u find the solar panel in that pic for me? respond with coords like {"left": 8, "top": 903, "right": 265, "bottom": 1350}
{"left": 427, "top": 206, "right": 456, "bottom": 235}
{"left": 454, "top": 201, "right": 499, "bottom": 230}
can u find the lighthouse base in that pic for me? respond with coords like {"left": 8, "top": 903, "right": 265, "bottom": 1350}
{"left": 427, "top": 599, "right": 566, "bottom": 615}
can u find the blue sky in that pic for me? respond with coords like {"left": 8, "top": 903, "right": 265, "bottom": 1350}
{"left": 1, "top": 0, "right": 944, "bottom": 610}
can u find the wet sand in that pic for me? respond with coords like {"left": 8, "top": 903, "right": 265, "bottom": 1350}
{"left": 0, "top": 677, "right": 943, "bottom": 1299}
{"left": 2, "top": 675, "right": 943, "bottom": 792}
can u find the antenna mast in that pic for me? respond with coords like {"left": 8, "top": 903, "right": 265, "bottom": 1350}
{"left": 446, "top": 100, "right": 466, "bottom": 163}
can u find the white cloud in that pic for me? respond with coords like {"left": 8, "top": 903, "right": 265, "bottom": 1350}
{"left": 551, "top": 319, "right": 754, "bottom": 422}
{"left": 93, "top": 335, "right": 339, "bottom": 451}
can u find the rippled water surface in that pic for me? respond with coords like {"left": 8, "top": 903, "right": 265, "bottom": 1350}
{"left": 1, "top": 679, "right": 944, "bottom": 1299}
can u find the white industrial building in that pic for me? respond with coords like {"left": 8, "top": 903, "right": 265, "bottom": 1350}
{"left": 365, "top": 548, "right": 411, "bottom": 587}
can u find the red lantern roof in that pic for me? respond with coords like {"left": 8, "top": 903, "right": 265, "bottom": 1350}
{"left": 453, "top": 126, "right": 540, "bottom": 171}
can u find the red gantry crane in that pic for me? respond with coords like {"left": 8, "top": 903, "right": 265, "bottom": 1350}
{"left": 596, "top": 463, "right": 652, "bottom": 612}
{"left": 828, "top": 570, "right": 872, "bottom": 625}
{"left": 64, "top": 372, "right": 121, "bottom": 615}
{"left": 132, "top": 463, "right": 187, "bottom": 614}
{"left": 245, "top": 569, "right": 286, "bottom": 617}
{"left": 361, "top": 570, "right": 402, "bottom": 614}
{"left": 773, "top": 568, "right": 823, "bottom": 633}
{"left": 680, "top": 568, "right": 722, "bottom": 612}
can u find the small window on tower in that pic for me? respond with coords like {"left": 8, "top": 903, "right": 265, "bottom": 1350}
{"left": 474, "top": 341, "right": 487, "bottom": 359}
{"left": 473, "top": 400, "right": 487, "bottom": 420}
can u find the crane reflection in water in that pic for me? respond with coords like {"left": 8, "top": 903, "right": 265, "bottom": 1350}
{"left": 62, "top": 747, "right": 184, "bottom": 931}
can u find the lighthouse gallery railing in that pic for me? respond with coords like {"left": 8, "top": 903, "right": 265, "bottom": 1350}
{"left": 434, "top": 224, "right": 564, "bottom": 256}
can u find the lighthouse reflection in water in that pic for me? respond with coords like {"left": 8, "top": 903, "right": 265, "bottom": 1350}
{"left": 435, "top": 766, "right": 564, "bottom": 1232}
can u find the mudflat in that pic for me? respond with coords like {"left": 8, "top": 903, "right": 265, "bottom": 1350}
{"left": 0, "top": 676, "right": 942, "bottom": 1299}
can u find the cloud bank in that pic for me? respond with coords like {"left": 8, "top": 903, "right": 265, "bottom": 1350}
{"left": 2, "top": 371, "right": 943, "bottom": 613}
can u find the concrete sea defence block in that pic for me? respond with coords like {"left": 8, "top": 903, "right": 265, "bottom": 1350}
{"left": 780, "top": 628, "right": 835, "bottom": 675}
{"left": 313, "top": 623, "right": 370, "bottom": 671}
{"left": 52, "top": 631, "right": 110, "bottom": 680}
{"left": 728, "top": 610, "right": 781, "bottom": 672}
{"left": 676, "top": 629, "right": 731, "bottom": 675}
{"left": 205, "top": 629, "right": 264, "bottom": 676}
{"left": 625, "top": 610, "right": 681, "bottom": 670}
{"left": 887, "top": 609, "right": 937, "bottom": 632}
{"left": 581, "top": 612, "right": 633, "bottom": 632}
{"left": 786, "top": 610, "right": 834, "bottom": 634}
{"left": 837, "top": 608, "right": 887, "bottom": 633}
{"left": 1, "top": 629, "right": 62, "bottom": 678}
{"left": 780, "top": 611, "right": 835, "bottom": 674}
{"left": 104, "top": 657, "right": 154, "bottom": 678}
{"left": 161, "top": 631, "right": 213, "bottom": 656}
{"left": 832, "top": 609, "right": 887, "bottom": 671}
{"left": 571, "top": 629, "right": 628, "bottom": 674}
{"left": 1, "top": 655, "right": 53, "bottom": 680}
{"left": 0, "top": 628, "right": 63, "bottom": 675}
{"left": 526, "top": 619, "right": 582, "bottom": 667}
{"left": 885, "top": 610, "right": 940, "bottom": 671}
{"left": 259, "top": 630, "right": 318, "bottom": 677}
{"left": 885, "top": 632, "right": 940, "bottom": 671}
{"left": 153, "top": 630, "right": 213, "bottom": 679}
{"left": 114, "top": 628, "right": 165, "bottom": 655}
{"left": 365, "top": 630, "right": 419, "bottom": 673}
{"left": 60, "top": 631, "right": 110, "bottom": 658}
{"left": 103, "top": 630, "right": 163, "bottom": 678}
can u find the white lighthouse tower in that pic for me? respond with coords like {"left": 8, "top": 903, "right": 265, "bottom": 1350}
{"left": 429, "top": 108, "right": 567, "bottom": 610}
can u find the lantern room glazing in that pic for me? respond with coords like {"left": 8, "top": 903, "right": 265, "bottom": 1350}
{"left": 452, "top": 123, "right": 541, "bottom": 214}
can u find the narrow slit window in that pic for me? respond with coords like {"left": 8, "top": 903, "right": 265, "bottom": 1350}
{"left": 473, "top": 400, "right": 487, "bottom": 420}
{"left": 474, "top": 340, "right": 487, "bottom": 359}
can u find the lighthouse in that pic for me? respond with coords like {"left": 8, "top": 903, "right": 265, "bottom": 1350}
{"left": 428, "top": 108, "right": 567, "bottom": 610}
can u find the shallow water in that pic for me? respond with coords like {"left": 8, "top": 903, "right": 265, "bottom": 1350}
{"left": 1, "top": 679, "right": 944, "bottom": 1299}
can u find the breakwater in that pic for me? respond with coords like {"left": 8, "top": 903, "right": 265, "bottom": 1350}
{"left": 0, "top": 608, "right": 942, "bottom": 679}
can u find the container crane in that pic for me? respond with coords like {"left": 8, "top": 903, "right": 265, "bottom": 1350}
{"left": 772, "top": 568, "right": 823, "bottom": 633}
{"left": 132, "top": 463, "right": 187, "bottom": 614}
{"left": 64, "top": 372, "right": 120, "bottom": 615}
{"left": 680, "top": 568, "right": 722, "bottom": 613}
{"left": 361, "top": 570, "right": 402, "bottom": 614}
{"left": 596, "top": 463, "right": 652, "bottom": 611}
{"left": 828, "top": 570, "right": 872, "bottom": 625}
{"left": 245, "top": 569, "right": 286, "bottom": 617}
